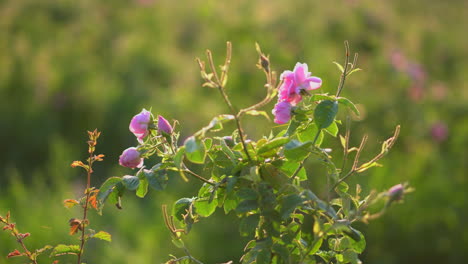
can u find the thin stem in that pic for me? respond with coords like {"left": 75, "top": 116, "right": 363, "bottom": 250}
{"left": 336, "top": 41, "right": 350, "bottom": 97}
{"left": 77, "top": 153, "right": 93, "bottom": 264}
{"left": 205, "top": 44, "right": 253, "bottom": 162}
{"left": 182, "top": 166, "right": 215, "bottom": 186}
{"left": 10, "top": 229, "right": 37, "bottom": 264}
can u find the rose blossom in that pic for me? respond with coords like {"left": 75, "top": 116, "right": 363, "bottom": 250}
{"left": 129, "top": 109, "right": 151, "bottom": 142}
{"left": 157, "top": 115, "right": 173, "bottom": 134}
{"left": 272, "top": 101, "right": 292, "bottom": 124}
{"left": 119, "top": 147, "right": 144, "bottom": 168}
{"left": 278, "top": 62, "right": 322, "bottom": 105}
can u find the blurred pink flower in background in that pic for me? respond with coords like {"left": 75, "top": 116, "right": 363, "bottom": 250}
{"left": 129, "top": 109, "right": 151, "bottom": 142}
{"left": 119, "top": 147, "right": 144, "bottom": 168}
{"left": 430, "top": 121, "right": 449, "bottom": 143}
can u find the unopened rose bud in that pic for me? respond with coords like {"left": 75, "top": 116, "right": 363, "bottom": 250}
{"left": 157, "top": 115, "right": 173, "bottom": 135}
{"left": 223, "top": 136, "right": 235, "bottom": 147}
{"left": 388, "top": 184, "right": 404, "bottom": 203}
{"left": 119, "top": 147, "right": 144, "bottom": 168}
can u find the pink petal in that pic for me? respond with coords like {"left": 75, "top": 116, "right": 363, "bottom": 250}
{"left": 294, "top": 63, "right": 309, "bottom": 84}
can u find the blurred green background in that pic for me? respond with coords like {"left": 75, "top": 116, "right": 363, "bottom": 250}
{"left": 1, "top": 0, "right": 467, "bottom": 263}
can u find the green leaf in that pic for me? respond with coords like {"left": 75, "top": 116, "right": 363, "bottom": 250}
{"left": 97, "top": 177, "right": 122, "bottom": 203}
{"left": 236, "top": 199, "right": 258, "bottom": 213}
{"left": 257, "top": 137, "right": 289, "bottom": 155}
{"left": 50, "top": 244, "right": 80, "bottom": 257}
{"left": 239, "top": 214, "right": 260, "bottom": 237}
{"left": 145, "top": 169, "right": 168, "bottom": 191}
{"left": 342, "top": 250, "right": 360, "bottom": 264}
{"left": 92, "top": 231, "right": 112, "bottom": 242}
{"left": 284, "top": 140, "right": 313, "bottom": 161}
{"left": 297, "top": 122, "right": 319, "bottom": 142}
{"left": 308, "top": 238, "right": 323, "bottom": 255}
{"left": 280, "top": 194, "right": 304, "bottom": 220}
{"left": 184, "top": 136, "right": 206, "bottom": 164}
{"left": 172, "top": 198, "right": 194, "bottom": 222}
{"left": 260, "top": 164, "right": 289, "bottom": 189}
{"left": 256, "top": 250, "right": 272, "bottom": 264}
{"left": 237, "top": 188, "right": 258, "bottom": 200}
{"left": 337, "top": 97, "right": 360, "bottom": 116}
{"left": 244, "top": 110, "right": 271, "bottom": 121}
{"left": 195, "top": 197, "right": 218, "bottom": 217}
{"left": 204, "top": 138, "right": 213, "bottom": 150}
{"left": 173, "top": 147, "right": 185, "bottom": 169}
{"left": 136, "top": 176, "right": 148, "bottom": 198}
{"left": 310, "top": 93, "right": 336, "bottom": 102}
{"left": 346, "top": 228, "right": 366, "bottom": 253}
{"left": 272, "top": 244, "right": 289, "bottom": 262}
{"left": 285, "top": 119, "right": 301, "bottom": 136}
{"left": 333, "top": 61, "right": 344, "bottom": 73}
{"left": 314, "top": 100, "right": 339, "bottom": 129}
{"left": 122, "top": 175, "right": 140, "bottom": 191}
{"left": 223, "top": 194, "right": 239, "bottom": 214}
{"left": 325, "top": 121, "right": 339, "bottom": 137}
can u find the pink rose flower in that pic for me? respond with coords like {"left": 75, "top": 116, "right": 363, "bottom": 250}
{"left": 272, "top": 101, "right": 292, "bottom": 124}
{"left": 278, "top": 63, "right": 322, "bottom": 105}
{"left": 157, "top": 115, "right": 173, "bottom": 134}
{"left": 129, "top": 109, "right": 151, "bottom": 142}
{"left": 119, "top": 147, "right": 144, "bottom": 168}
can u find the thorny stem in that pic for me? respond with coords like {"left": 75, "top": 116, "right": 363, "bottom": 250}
{"left": 1, "top": 217, "right": 38, "bottom": 264}
{"left": 77, "top": 151, "right": 93, "bottom": 264}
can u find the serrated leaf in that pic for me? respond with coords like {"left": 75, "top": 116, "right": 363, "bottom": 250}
{"left": 97, "top": 177, "right": 123, "bottom": 206}
{"left": 195, "top": 198, "right": 218, "bottom": 217}
{"left": 308, "top": 238, "right": 323, "bottom": 255}
{"left": 284, "top": 140, "right": 313, "bottom": 161}
{"left": 314, "top": 100, "right": 338, "bottom": 129}
{"left": 239, "top": 214, "right": 259, "bottom": 237}
{"left": 237, "top": 189, "right": 258, "bottom": 200}
{"left": 122, "top": 175, "right": 140, "bottom": 191}
{"left": 50, "top": 244, "right": 80, "bottom": 257}
{"left": 173, "top": 147, "right": 185, "bottom": 169}
{"left": 145, "top": 169, "right": 168, "bottom": 191}
{"left": 325, "top": 121, "right": 339, "bottom": 137}
{"left": 337, "top": 97, "right": 360, "bottom": 116}
{"left": 136, "top": 176, "right": 148, "bottom": 198}
{"left": 63, "top": 199, "right": 79, "bottom": 209}
{"left": 236, "top": 199, "right": 258, "bottom": 213}
{"left": 172, "top": 198, "right": 194, "bottom": 222}
{"left": 92, "top": 231, "right": 112, "bottom": 242}
{"left": 280, "top": 194, "right": 304, "bottom": 219}
{"left": 257, "top": 137, "right": 289, "bottom": 155}
{"left": 184, "top": 136, "right": 206, "bottom": 164}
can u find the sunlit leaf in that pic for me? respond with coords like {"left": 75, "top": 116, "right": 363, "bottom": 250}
{"left": 184, "top": 136, "right": 206, "bottom": 164}
{"left": 50, "top": 244, "right": 80, "bottom": 257}
{"left": 92, "top": 231, "right": 112, "bottom": 242}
